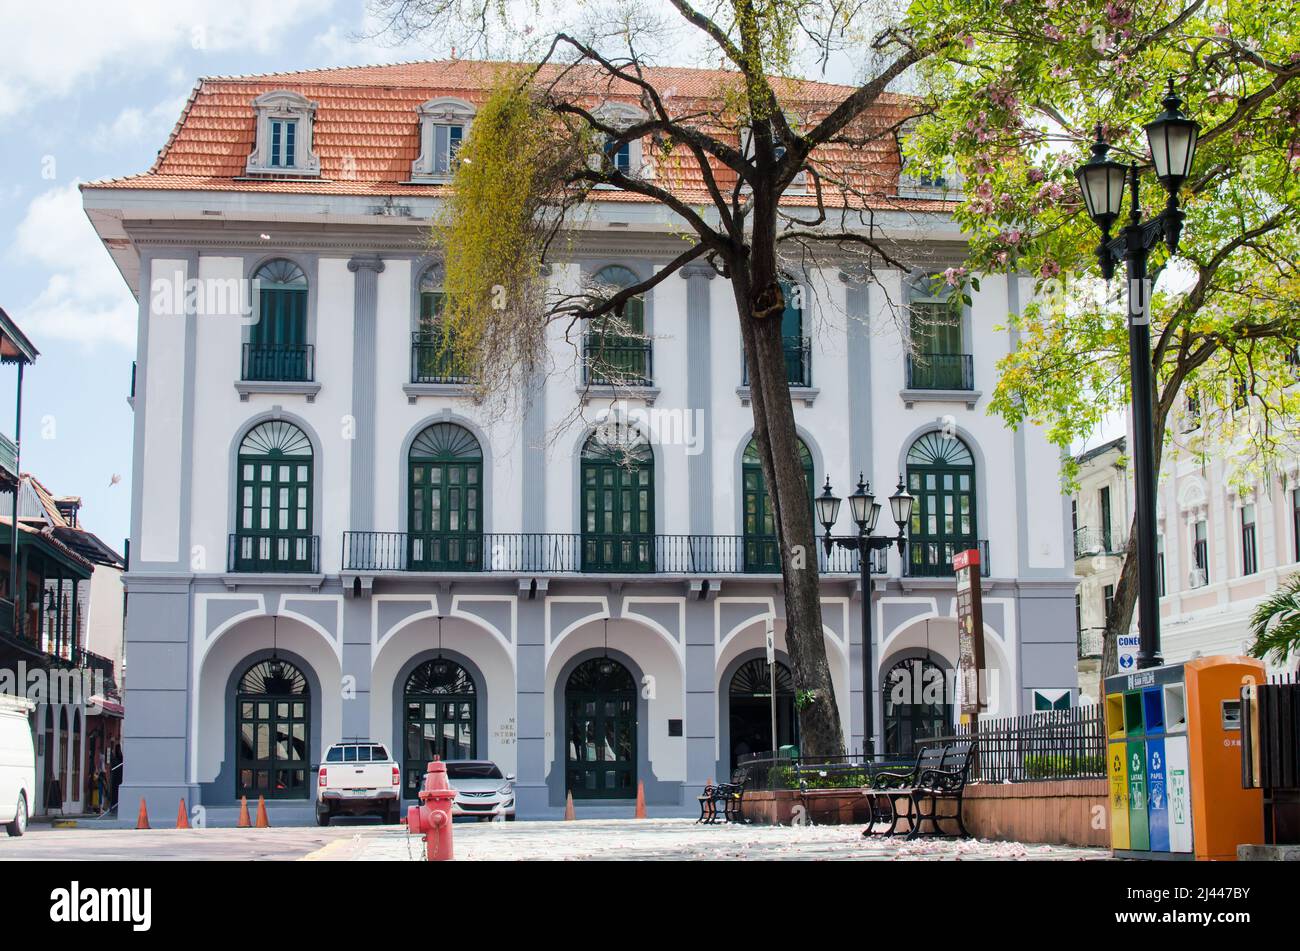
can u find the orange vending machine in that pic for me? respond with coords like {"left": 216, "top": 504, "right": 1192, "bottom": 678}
{"left": 1103, "top": 655, "right": 1265, "bottom": 860}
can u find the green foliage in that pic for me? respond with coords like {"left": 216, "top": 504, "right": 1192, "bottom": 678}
{"left": 1022, "top": 753, "right": 1105, "bottom": 780}
{"left": 910, "top": 0, "right": 1300, "bottom": 485}
{"left": 1248, "top": 571, "right": 1300, "bottom": 667}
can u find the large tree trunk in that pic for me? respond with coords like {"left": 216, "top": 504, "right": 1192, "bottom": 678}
{"left": 731, "top": 259, "right": 846, "bottom": 759}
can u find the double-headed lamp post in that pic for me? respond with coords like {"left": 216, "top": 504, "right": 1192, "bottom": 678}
{"left": 817, "top": 474, "right": 913, "bottom": 757}
{"left": 1074, "top": 79, "right": 1200, "bottom": 670}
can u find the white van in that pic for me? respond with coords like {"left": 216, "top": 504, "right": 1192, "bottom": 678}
{"left": 0, "top": 697, "right": 36, "bottom": 837}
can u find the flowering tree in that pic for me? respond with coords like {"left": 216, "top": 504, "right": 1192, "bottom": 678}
{"left": 911, "top": 0, "right": 1300, "bottom": 675}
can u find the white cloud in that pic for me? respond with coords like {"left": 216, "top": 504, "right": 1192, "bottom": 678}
{"left": 0, "top": 0, "right": 326, "bottom": 120}
{"left": 89, "top": 94, "right": 190, "bottom": 152}
{"left": 9, "top": 181, "right": 137, "bottom": 349}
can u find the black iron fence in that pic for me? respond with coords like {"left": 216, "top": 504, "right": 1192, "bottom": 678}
{"left": 242, "top": 343, "right": 315, "bottom": 382}
{"left": 342, "top": 531, "right": 878, "bottom": 575}
{"left": 919, "top": 705, "right": 1106, "bottom": 783}
{"left": 905, "top": 353, "right": 974, "bottom": 391}
{"left": 735, "top": 751, "right": 917, "bottom": 791}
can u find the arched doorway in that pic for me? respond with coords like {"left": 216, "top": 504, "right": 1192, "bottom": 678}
{"left": 728, "top": 658, "right": 797, "bottom": 768}
{"left": 565, "top": 657, "right": 637, "bottom": 799}
{"left": 402, "top": 658, "right": 477, "bottom": 796}
{"left": 581, "top": 422, "right": 654, "bottom": 572}
{"left": 905, "top": 431, "right": 976, "bottom": 576}
{"left": 742, "top": 436, "right": 814, "bottom": 572}
{"left": 235, "top": 658, "right": 311, "bottom": 799}
{"left": 408, "top": 422, "right": 483, "bottom": 571}
{"left": 882, "top": 656, "right": 952, "bottom": 755}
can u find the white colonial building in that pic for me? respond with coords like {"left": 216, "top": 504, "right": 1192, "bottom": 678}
{"left": 84, "top": 61, "right": 1078, "bottom": 818}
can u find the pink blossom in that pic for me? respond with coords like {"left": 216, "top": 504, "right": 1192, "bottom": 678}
{"left": 1039, "top": 260, "right": 1061, "bottom": 279}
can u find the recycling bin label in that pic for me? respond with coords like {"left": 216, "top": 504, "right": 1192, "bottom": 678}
{"left": 1146, "top": 738, "right": 1170, "bottom": 852}
{"left": 1165, "top": 735, "right": 1193, "bottom": 853}
{"left": 1108, "top": 741, "right": 1130, "bottom": 850}
{"left": 1127, "top": 739, "right": 1150, "bottom": 851}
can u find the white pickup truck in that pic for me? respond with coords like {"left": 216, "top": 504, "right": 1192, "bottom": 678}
{"left": 316, "top": 741, "right": 401, "bottom": 825}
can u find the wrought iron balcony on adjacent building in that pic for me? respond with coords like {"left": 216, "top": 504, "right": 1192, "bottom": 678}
{"left": 1073, "top": 527, "right": 1125, "bottom": 560}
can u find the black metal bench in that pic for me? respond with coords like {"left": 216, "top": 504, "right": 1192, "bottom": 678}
{"left": 864, "top": 741, "right": 975, "bottom": 839}
{"left": 697, "top": 772, "right": 747, "bottom": 824}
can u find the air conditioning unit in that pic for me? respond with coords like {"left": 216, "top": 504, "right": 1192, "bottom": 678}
{"left": 1187, "top": 568, "right": 1207, "bottom": 588}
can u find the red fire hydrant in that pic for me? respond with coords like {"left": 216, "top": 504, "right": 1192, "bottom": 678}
{"left": 406, "top": 756, "right": 457, "bottom": 861}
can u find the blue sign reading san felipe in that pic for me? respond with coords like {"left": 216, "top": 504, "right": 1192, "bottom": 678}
{"left": 1146, "top": 738, "right": 1170, "bottom": 852}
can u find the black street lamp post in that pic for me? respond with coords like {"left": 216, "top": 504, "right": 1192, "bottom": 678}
{"left": 1074, "top": 80, "right": 1199, "bottom": 671}
{"left": 817, "top": 474, "right": 913, "bottom": 757}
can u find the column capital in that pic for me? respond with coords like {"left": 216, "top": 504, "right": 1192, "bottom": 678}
{"left": 680, "top": 263, "right": 716, "bottom": 280}
{"left": 348, "top": 254, "right": 385, "bottom": 273}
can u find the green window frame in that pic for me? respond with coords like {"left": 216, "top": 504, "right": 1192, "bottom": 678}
{"left": 408, "top": 422, "right": 483, "bottom": 571}
{"left": 905, "top": 431, "right": 976, "bottom": 577}
{"left": 248, "top": 259, "right": 310, "bottom": 381}
{"left": 403, "top": 659, "right": 476, "bottom": 796}
{"left": 236, "top": 659, "right": 310, "bottom": 800}
{"left": 234, "top": 420, "right": 314, "bottom": 572}
{"left": 581, "top": 422, "right": 654, "bottom": 572}
{"left": 585, "top": 265, "right": 649, "bottom": 385}
{"left": 908, "top": 293, "right": 967, "bottom": 390}
{"left": 413, "top": 268, "right": 472, "bottom": 383}
{"left": 742, "top": 437, "right": 813, "bottom": 573}
{"left": 565, "top": 658, "right": 637, "bottom": 799}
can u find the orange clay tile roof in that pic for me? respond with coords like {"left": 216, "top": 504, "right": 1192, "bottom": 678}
{"left": 85, "top": 59, "right": 953, "bottom": 213}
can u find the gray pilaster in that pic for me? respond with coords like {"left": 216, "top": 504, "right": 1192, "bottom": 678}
{"left": 842, "top": 272, "right": 873, "bottom": 478}
{"left": 341, "top": 596, "right": 372, "bottom": 739}
{"left": 682, "top": 264, "right": 716, "bottom": 535}
{"left": 347, "top": 255, "right": 384, "bottom": 532}
{"left": 521, "top": 376, "right": 546, "bottom": 537}
{"left": 683, "top": 596, "right": 716, "bottom": 795}
{"left": 514, "top": 591, "right": 548, "bottom": 816}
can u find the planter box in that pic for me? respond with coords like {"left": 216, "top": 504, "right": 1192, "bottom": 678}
{"left": 741, "top": 780, "right": 1109, "bottom": 848}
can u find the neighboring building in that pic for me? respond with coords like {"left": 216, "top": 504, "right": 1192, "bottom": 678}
{"left": 1071, "top": 436, "right": 1128, "bottom": 701}
{"left": 84, "top": 61, "right": 1078, "bottom": 819}
{"left": 0, "top": 310, "right": 126, "bottom": 815}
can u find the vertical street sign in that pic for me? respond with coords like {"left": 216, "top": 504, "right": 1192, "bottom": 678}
{"left": 952, "top": 548, "right": 987, "bottom": 721}
{"left": 765, "top": 619, "right": 778, "bottom": 760}
{"left": 1117, "top": 631, "right": 1140, "bottom": 671}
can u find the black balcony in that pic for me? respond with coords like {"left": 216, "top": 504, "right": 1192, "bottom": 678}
{"left": 242, "top": 343, "right": 315, "bottom": 382}
{"left": 228, "top": 533, "right": 320, "bottom": 573}
{"left": 743, "top": 335, "right": 812, "bottom": 388}
{"left": 905, "top": 353, "right": 974, "bottom": 390}
{"left": 341, "top": 532, "right": 877, "bottom": 575}
{"left": 411, "top": 332, "right": 473, "bottom": 384}
{"left": 902, "top": 538, "right": 989, "bottom": 577}
{"left": 583, "top": 340, "right": 653, "bottom": 387}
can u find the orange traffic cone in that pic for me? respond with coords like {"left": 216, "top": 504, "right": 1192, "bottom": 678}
{"left": 255, "top": 795, "right": 270, "bottom": 828}
{"left": 635, "top": 780, "right": 647, "bottom": 819}
{"left": 564, "top": 790, "right": 576, "bottom": 821}
{"left": 135, "top": 797, "right": 150, "bottom": 830}
{"left": 237, "top": 796, "right": 251, "bottom": 828}
{"left": 175, "top": 798, "right": 190, "bottom": 829}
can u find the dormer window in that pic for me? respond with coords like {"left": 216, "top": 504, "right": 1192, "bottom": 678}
{"left": 592, "top": 103, "right": 646, "bottom": 185}
{"left": 412, "top": 98, "right": 476, "bottom": 182}
{"left": 897, "top": 118, "right": 957, "bottom": 199}
{"left": 246, "top": 91, "right": 320, "bottom": 177}
{"left": 604, "top": 137, "right": 632, "bottom": 175}
{"left": 740, "top": 117, "right": 806, "bottom": 193}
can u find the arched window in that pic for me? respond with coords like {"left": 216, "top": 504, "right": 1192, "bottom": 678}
{"left": 728, "top": 658, "right": 798, "bottom": 767}
{"left": 565, "top": 657, "right": 636, "bottom": 799}
{"left": 412, "top": 267, "right": 471, "bottom": 384}
{"left": 581, "top": 422, "right": 654, "bottom": 572}
{"left": 403, "top": 658, "right": 477, "bottom": 795}
{"left": 585, "top": 265, "right": 650, "bottom": 386}
{"left": 905, "top": 431, "right": 976, "bottom": 576}
{"left": 236, "top": 658, "right": 310, "bottom": 800}
{"left": 742, "top": 436, "right": 813, "bottom": 573}
{"left": 882, "top": 656, "right": 952, "bottom": 755}
{"left": 247, "top": 259, "right": 311, "bottom": 382}
{"left": 408, "top": 423, "right": 483, "bottom": 571}
{"left": 234, "top": 420, "right": 315, "bottom": 573}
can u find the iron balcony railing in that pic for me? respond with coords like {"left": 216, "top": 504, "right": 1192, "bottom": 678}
{"left": 228, "top": 533, "right": 320, "bottom": 574}
{"left": 902, "top": 538, "right": 989, "bottom": 577}
{"left": 904, "top": 352, "right": 974, "bottom": 391}
{"left": 582, "top": 339, "right": 653, "bottom": 387}
{"left": 410, "top": 332, "right": 474, "bottom": 384}
{"left": 241, "top": 343, "right": 315, "bottom": 383}
{"left": 742, "top": 335, "right": 813, "bottom": 388}
{"left": 342, "top": 531, "right": 884, "bottom": 575}
{"left": 1077, "top": 626, "right": 1104, "bottom": 660}
{"left": 1073, "top": 527, "right": 1124, "bottom": 559}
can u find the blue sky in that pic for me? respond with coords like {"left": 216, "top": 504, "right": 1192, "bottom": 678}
{"left": 0, "top": 1, "right": 456, "bottom": 550}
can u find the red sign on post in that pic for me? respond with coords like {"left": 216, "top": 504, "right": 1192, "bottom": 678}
{"left": 952, "top": 548, "right": 987, "bottom": 721}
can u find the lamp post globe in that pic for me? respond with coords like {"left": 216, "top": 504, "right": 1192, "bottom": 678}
{"left": 888, "top": 477, "right": 914, "bottom": 533}
{"left": 816, "top": 477, "right": 841, "bottom": 535}
{"left": 848, "top": 475, "right": 873, "bottom": 532}
{"left": 1144, "top": 79, "right": 1200, "bottom": 196}
{"left": 1074, "top": 125, "right": 1128, "bottom": 236}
